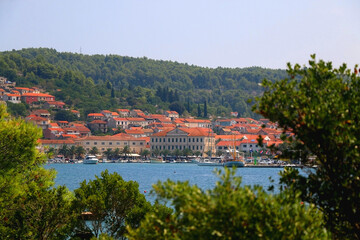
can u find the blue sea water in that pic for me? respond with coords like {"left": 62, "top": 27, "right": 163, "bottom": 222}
{"left": 45, "top": 163, "right": 286, "bottom": 200}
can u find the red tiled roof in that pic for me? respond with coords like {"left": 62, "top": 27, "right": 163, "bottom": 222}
{"left": 22, "top": 93, "right": 54, "bottom": 97}
{"left": 90, "top": 120, "right": 107, "bottom": 124}
{"left": 87, "top": 113, "right": 104, "bottom": 117}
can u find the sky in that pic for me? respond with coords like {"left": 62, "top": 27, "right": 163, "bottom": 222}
{"left": 0, "top": 0, "right": 359, "bottom": 69}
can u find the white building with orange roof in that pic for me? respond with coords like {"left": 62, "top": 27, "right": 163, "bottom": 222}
{"left": 3, "top": 93, "right": 21, "bottom": 103}
{"left": 107, "top": 117, "right": 129, "bottom": 129}
{"left": 164, "top": 111, "right": 179, "bottom": 119}
{"left": 127, "top": 117, "right": 147, "bottom": 128}
{"left": 150, "top": 127, "right": 216, "bottom": 156}
{"left": 87, "top": 113, "right": 105, "bottom": 121}
{"left": 101, "top": 110, "right": 112, "bottom": 118}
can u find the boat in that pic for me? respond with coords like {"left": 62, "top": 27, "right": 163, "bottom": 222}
{"left": 197, "top": 157, "right": 223, "bottom": 166}
{"left": 150, "top": 156, "right": 164, "bottom": 163}
{"left": 83, "top": 155, "right": 99, "bottom": 164}
{"left": 222, "top": 148, "right": 245, "bottom": 168}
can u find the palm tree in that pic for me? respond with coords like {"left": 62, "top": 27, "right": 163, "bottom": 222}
{"left": 75, "top": 146, "right": 86, "bottom": 160}
{"left": 140, "top": 149, "right": 150, "bottom": 160}
{"left": 46, "top": 147, "right": 56, "bottom": 159}
{"left": 104, "top": 148, "right": 113, "bottom": 160}
{"left": 69, "top": 145, "right": 76, "bottom": 159}
{"left": 122, "top": 145, "right": 131, "bottom": 159}
{"left": 113, "top": 148, "right": 121, "bottom": 160}
{"left": 216, "top": 150, "right": 223, "bottom": 157}
{"left": 58, "top": 144, "right": 69, "bottom": 158}
{"left": 89, "top": 147, "right": 99, "bottom": 155}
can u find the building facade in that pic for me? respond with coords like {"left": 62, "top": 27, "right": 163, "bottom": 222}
{"left": 150, "top": 127, "right": 216, "bottom": 156}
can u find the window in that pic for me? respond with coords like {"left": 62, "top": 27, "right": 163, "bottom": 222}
{"left": 151, "top": 138, "right": 154, "bottom": 142}
{"left": 140, "top": 142, "right": 143, "bottom": 145}
{"left": 102, "top": 142, "right": 105, "bottom": 145}
{"left": 179, "top": 138, "right": 182, "bottom": 142}
{"left": 200, "top": 138, "right": 203, "bottom": 142}
{"left": 94, "top": 142, "right": 97, "bottom": 145}
{"left": 243, "top": 145, "right": 247, "bottom": 148}
{"left": 196, "top": 138, "right": 199, "bottom": 142}
{"left": 159, "top": 138, "right": 162, "bottom": 142}
{"left": 117, "top": 142, "right": 120, "bottom": 145}
{"left": 102, "top": 148, "right": 105, "bottom": 151}
{"left": 86, "top": 142, "right": 90, "bottom": 145}
{"left": 155, "top": 138, "right": 158, "bottom": 142}
{"left": 124, "top": 142, "right": 128, "bottom": 145}
{"left": 152, "top": 146, "right": 154, "bottom": 149}
{"left": 132, "top": 142, "right": 136, "bottom": 145}
{"left": 250, "top": 144, "right": 253, "bottom": 147}
{"left": 109, "top": 142, "right": 112, "bottom": 145}
{"left": 168, "top": 138, "right": 170, "bottom": 142}
{"left": 219, "top": 146, "right": 223, "bottom": 150}
{"left": 176, "top": 138, "right": 178, "bottom": 142}
{"left": 172, "top": 138, "right": 174, "bottom": 142}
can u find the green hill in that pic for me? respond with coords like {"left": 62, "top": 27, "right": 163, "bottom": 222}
{"left": 0, "top": 48, "right": 287, "bottom": 119}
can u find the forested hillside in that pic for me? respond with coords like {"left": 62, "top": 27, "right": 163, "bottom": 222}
{"left": 0, "top": 48, "right": 287, "bottom": 119}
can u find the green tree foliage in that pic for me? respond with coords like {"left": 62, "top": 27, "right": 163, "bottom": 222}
{"left": 127, "top": 168, "right": 330, "bottom": 239}
{"left": 54, "top": 109, "right": 78, "bottom": 122}
{"left": 254, "top": 55, "right": 360, "bottom": 239}
{"left": 73, "top": 170, "right": 152, "bottom": 239}
{"left": 0, "top": 48, "right": 287, "bottom": 118}
{"left": 0, "top": 103, "right": 76, "bottom": 239}
{"left": 169, "top": 101, "right": 185, "bottom": 115}
{"left": 6, "top": 102, "right": 28, "bottom": 117}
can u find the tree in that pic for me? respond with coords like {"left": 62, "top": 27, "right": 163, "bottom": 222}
{"left": 54, "top": 110, "right": 77, "bottom": 122}
{"left": 203, "top": 100, "right": 207, "bottom": 118}
{"left": 140, "top": 149, "right": 150, "bottom": 160}
{"left": 75, "top": 146, "right": 86, "bottom": 160}
{"left": 103, "top": 148, "right": 113, "bottom": 160}
{"left": 0, "top": 103, "right": 77, "bottom": 239}
{"left": 58, "top": 144, "right": 69, "bottom": 158}
{"left": 182, "top": 148, "right": 193, "bottom": 160}
{"left": 89, "top": 147, "right": 99, "bottom": 155}
{"left": 69, "top": 145, "right": 76, "bottom": 159}
{"left": 254, "top": 55, "right": 360, "bottom": 239}
{"left": 197, "top": 103, "right": 202, "bottom": 117}
{"left": 127, "top": 168, "right": 330, "bottom": 239}
{"left": 122, "top": 145, "right": 131, "bottom": 159}
{"left": 172, "top": 149, "right": 182, "bottom": 159}
{"left": 169, "top": 101, "right": 185, "bottom": 115}
{"left": 152, "top": 148, "right": 160, "bottom": 157}
{"left": 73, "top": 170, "right": 152, "bottom": 239}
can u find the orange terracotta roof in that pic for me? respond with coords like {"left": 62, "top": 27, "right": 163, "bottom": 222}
{"left": 113, "top": 117, "right": 128, "bottom": 121}
{"left": 87, "top": 113, "right": 104, "bottom": 117}
{"left": 90, "top": 120, "right": 107, "bottom": 124}
{"left": 125, "top": 129, "right": 145, "bottom": 134}
{"left": 71, "top": 110, "right": 80, "bottom": 113}
{"left": 62, "top": 134, "right": 78, "bottom": 138}
{"left": 22, "top": 93, "right": 54, "bottom": 97}
{"left": 6, "top": 94, "right": 20, "bottom": 97}
{"left": 127, "top": 117, "right": 146, "bottom": 122}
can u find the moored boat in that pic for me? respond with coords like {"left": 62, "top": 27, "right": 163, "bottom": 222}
{"left": 83, "top": 155, "right": 99, "bottom": 164}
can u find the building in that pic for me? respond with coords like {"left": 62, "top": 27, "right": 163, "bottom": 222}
{"left": 21, "top": 93, "right": 55, "bottom": 104}
{"left": 75, "top": 133, "right": 147, "bottom": 154}
{"left": 3, "top": 93, "right": 21, "bottom": 104}
{"left": 150, "top": 127, "right": 216, "bottom": 156}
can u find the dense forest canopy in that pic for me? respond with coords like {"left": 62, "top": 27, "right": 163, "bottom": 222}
{"left": 0, "top": 48, "right": 287, "bottom": 119}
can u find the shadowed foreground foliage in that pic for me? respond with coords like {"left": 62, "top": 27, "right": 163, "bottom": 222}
{"left": 127, "top": 168, "right": 330, "bottom": 240}
{"left": 254, "top": 55, "right": 360, "bottom": 239}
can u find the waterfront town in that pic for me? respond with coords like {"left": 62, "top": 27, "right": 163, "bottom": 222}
{"left": 0, "top": 76, "right": 284, "bottom": 162}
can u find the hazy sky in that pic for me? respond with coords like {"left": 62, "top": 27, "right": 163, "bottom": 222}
{"left": 1, "top": 0, "right": 359, "bottom": 69}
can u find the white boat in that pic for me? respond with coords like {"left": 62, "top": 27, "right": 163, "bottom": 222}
{"left": 150, "top": 157, "right": 165, "bottom": 163}
{"left": 83, "top": 155, "right": 99, "bottom": 164}
{"left": 197, "top": 158, "right": 223, "bottom": 166}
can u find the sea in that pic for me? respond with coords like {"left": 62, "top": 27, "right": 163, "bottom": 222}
{"left": 45, "top": 163, "right": 294, "bottom": 201}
